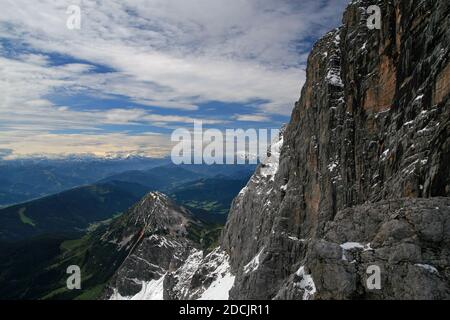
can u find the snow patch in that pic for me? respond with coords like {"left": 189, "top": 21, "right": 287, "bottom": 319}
{"left": 294, "top": 266, "right": 316, "bottom": 300}
{"left": 340, "top": 242, "right": 373, "bottom": 261}
{"left": 260, "top": 134, "right": 284, "bottom": 181}
{"left": 244, "top": 248, "right": 264, "bottom": 274}
{"left": 415, "top": 264, "right": 439, "bottom": 274}
{"left": 148, "top": 234, "right": 180, "bottom": 248}
{"left": 110, "top": 274, "right": 166, "bottom": 300}
{"left": 117, "top": 235, "right": 134, "bottom": 250}
{"left": 198, "top": 251, "right": 235, "bottom": 300}
{"left": 172, "top": 250, "right": 203, "bottom": 298}
{"left": 328, "top": 161, "right": 338, "bottom": 172}
{"left": 340, "top": 242, "right": 365, "bottom": 250}
{"left": 326, "top": 69, "right": 344, "bottom": 87}
{"left": 380, "top": 149, "right": 390, "bottom": 161}
{"left": 414, "top": 94, "right": 424, "bottom": 101}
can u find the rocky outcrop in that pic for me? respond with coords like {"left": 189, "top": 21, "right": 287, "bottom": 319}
{"left": 102, "top": 192, "right": 200, "bottom": 299}
{"left": 221, "top": 0, "right": 450, "bottom": 300}
{"left": 102, "top": 192, "right": 234, "bottom": 300}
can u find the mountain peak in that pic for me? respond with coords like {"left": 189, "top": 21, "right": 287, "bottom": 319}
{"left": 139, "top": 191, "right": 170, "bottom": 207}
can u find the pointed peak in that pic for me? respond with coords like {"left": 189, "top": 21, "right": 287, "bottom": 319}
{"left": 139, "top": 192, "right": 170, "bottom": 206}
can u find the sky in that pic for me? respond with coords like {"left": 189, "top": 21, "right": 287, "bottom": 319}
{"left": 0, "top": 0, "right": 349, "bottom": 159}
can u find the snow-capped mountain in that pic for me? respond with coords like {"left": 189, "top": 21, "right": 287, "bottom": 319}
{"left": 95, "top": 0, "right": 449, "bottom": 300}
{"left": 100, "top": 192, "right": 235, "bottom": 300}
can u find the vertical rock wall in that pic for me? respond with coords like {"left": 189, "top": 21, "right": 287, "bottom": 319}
{"left": 221, "top": 0, "right": 450, "bottom": 300}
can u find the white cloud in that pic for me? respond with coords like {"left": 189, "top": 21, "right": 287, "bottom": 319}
{"left": 233, "top": 114, "right": 271, "bottom": 122}
{"left": 0, "top": 0, "right": 348, "bottom": 113}
{"left": 0, "top": 130, "right": 173, "bottom": 159}
{"left": 0, "top": 0, "right": 349, "bottom": 157}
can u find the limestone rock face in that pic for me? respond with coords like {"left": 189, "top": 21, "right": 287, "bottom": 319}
{"left": 102, "top": 192, "right": 201, "bottom": 299}
{"left": 221, "top": 0, "right": 450, "bottom": 300}
{"left": 102, "top": 192, "right": 234, "bottom": 300}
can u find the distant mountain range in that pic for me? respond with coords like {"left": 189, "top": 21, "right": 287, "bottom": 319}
{"left": 0, "top": 181, "right": 149, "bottom": 242}
{"left": 0, "top": 162, "right": 254, "bottom": 299}
{"left": 169, "top": 176, "right": 250, "bottom": 224}
{"left": 0, "top": 157, "right": 171, "bottom": 208}
{"left": 0, "top": 192, "right": 224, "bottom": 300}
{"left": 0, "top": 163, "right": 255, "bottom": 242}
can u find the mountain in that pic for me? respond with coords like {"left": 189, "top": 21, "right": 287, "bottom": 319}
{"left": 99, "top": 192, "right": 233, "bottom": 300}
{"left": 101, "top": 164, "right": 256, "bottom": 190}
{"left": 169, "top": 176, "right": 251, "bottom": 223}
{"left": 0, "top": 157, "right": 170, "bottom": 207}
{"left": 100, "top": 165, "right": 253, "bottom": 225}
{"left": 0, "top": 164, "right": 252, "bottom": 243}
{"left": 1, "top": 0, "right": 448, "bottom": 301}
{"left": 102, "top": 0, "right": 449, "bottom": 300}
{"left": 0, "top": 181, "right": 149, "bottom": 242}
{"left": 0, "top": 223, "right": 130, "bottom": 300}
{"left": 168, "top": 164, "right": 257, "bottom": 180}
{"left": 220, "top": 0, "right": 450, "bottom": 299}
{"left": 0, "top": 192, "right": 225, "bottom": 300}
{"left": 100, "top": 165, "right": 204, "bottom": 190}
{"left": 0, "top": 234, "right": 82, "bottom": 300}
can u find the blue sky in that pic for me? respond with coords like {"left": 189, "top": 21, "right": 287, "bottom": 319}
{"left": 0, "top": 0, "right": 349, "bottom": 159}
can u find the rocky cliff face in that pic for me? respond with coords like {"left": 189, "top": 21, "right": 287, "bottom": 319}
{"left": 100, "top": 192, "right": 197, "bottom": 299}
{"left": 102, "top": 192, "right": 235, "bottom": 300}
{"left": 221, "top": 0, "right": 450, "bottom": 299}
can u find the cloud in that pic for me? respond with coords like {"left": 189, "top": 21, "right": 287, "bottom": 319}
{"left": 0, "top": 0, "right": 349, "bottom": 157}
{"left": 233, "top": 114, "right": 271, "bottom": 122}
{"left": 104, "top": 108, "right": 226, "bottom": 126}
{"left": 0, "top": 55, "right": 225, "bottom": 132}
{"left": 0, "top": 0, "right": 348, "bottom": 113}
{"left": 0, "top": 131, "right": 173, "bottom": 159}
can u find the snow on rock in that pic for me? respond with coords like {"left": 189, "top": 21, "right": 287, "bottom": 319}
{"left": 260, "top": 133, "right": 284, "bottom": 181}
{"left": 414, "top": 94, "right": 424, "bottom": 102}
{"left": 171, "top": 249, "right": 203, "bottom": 298}
{"left": 294, "top": 266, "right": 317, "bottom": 300}
{"left": 198, "top": 250, "right": 235, "bottom": 300}
{"left": 340, "top": 242, "right": 373, "bottom": 261}
{"left": 148, "top": 234, "right": 181, "bottom": 248}
{"left": 198, "top": 271, "right": 235, "bottom": 300}
{"left": 244, "top": 248, "right": 264, "bottom": 274}
{"left": 340, "top": 242, "right": 365, "bottom": 250}
{"left": 238, "top": 186, "right": 248, "bottom": 197}
{"left": 166, "top": 248, "right": 236, "bottom": 300}
{"left": 109, "top": 249, "right": 236, "bottom": 301}
{"left": 326, "top": 69, "right": 344, "bottom": 87}
{"left": 287, "top": 235, "right": 306, "bottom": 242}
{"left": 380, "top": 149, "right": 390, "bottom": 161}
{"left": 110, "top": 274, "right": 166, "bottom": 300}
{"left": 328, "top": 161, "right": 338, "bottom": 172}
{"left": 117, "top": 235, "right": 134, "bottom": 250}
{"left": 415, "top": 264, "right": 439, "bottom": 274}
